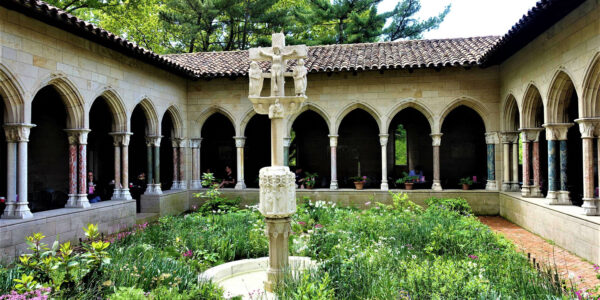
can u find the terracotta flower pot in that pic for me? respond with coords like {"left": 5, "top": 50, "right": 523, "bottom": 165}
{"left": 405, "top": 182, "right": 414, "bottom": 190}
{"left": 462, "top": 184, "right": 470, "bottom": 190}
{"left": 354, "top": 182, "right": 364, "bottom": 190}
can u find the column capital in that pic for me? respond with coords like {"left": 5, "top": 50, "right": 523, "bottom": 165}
{"left": 543, "top": 123, "right": 573, "bottom": 141}
{"left": 234, "top": 136, "right": 247, "bottom": 148}
{"left": 484, "top": 132, "right": 499, "bottom": 145}
{"left": 500, "top": 131, "right": 519, "bottom": 144}
{"left": 109, "top": 132, "right": 132, "bottom": 146}
{"left": 328, "top": 134, "right": 338, "bottom": 147}
{"left": 379, "top": 133, "right": 389, "bottom": 146}
{"left": 64, "top": 128, "right": 91, "bottom": 145}
{"left": 282, "top": 136, "right": 291, "bottom": 148}
{"left": 145, "top": 135, "right": 162, "bottom": 147}
{"left": 430, "top": 133, "right": 443, "bottom": 146}
{"left": 171, "top": 137, "right": 186, "bottom": 148}
{"left": 189, "top": 138, "right": 202, "bottom": 148}
{"left": 519, "top": 128, "right": 543, "bottom": 142}
{"left": 4, "top": 123, "right": 35, "bottom": 142}
{"left": 575, "top": 118, "right": 600, "bottom": 139}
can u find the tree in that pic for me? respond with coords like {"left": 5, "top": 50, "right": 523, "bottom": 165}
{"left": 44, "top": 0, "right": 119, "bottom": 14}
{"left": 383, "top": 0, "right": 450, "bottom": 41}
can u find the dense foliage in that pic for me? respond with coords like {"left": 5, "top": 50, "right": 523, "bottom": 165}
{"left": 43, "top": 0, "right": 450, "bottom": 53}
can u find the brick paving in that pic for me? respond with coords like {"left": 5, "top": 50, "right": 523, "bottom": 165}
{"left": 479, "top": 216, "right": 600, "bottom": 293}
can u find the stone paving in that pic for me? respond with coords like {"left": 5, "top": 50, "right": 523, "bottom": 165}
{"left": 479, "top": 216, "right": 600, "bottom": 293}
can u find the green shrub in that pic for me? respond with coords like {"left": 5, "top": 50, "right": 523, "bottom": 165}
{"left": 426, "top": 197, "right": 473, "bottom": 215}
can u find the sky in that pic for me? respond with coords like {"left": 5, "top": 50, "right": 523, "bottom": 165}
{"left": 378, "top": 0, "right": 540, "bottom": 39}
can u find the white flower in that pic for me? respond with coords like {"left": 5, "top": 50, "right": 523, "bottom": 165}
{"left": 568, "top": 272, "right": 576, "bottom": 280}
{"left": 412, "top": 255, "right": 417, "bottom": 259}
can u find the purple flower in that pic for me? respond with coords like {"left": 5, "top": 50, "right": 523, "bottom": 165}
{"left": 314, "top": 224, "right": 323, "bottom": 229}
{"left": 365, "top": 201, "right": 371, "bottom": 206}
{"left": 182, "top": 250, "right": 193, "bottom": 257}
{"left": 298, "top": 221, "right": 307, "bottom": 226}
{"left": 468, "top": 254, "right": 479, "bottom": 260}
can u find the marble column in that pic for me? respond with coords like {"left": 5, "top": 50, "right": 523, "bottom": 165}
{"left": 520, "top": 129, "right": 543, "bottom": 197}
{"left": 283, "top": 137, "right": 291, "bottom": 167}
{"left": 145, "top": 137, "right": 154, "bottom": 193}
{"left": 543, "top": 123, "right": 572, "bottom": 204}
{"left": 430, "top": 133, "right": 443, "bottom": 191}
{"left": 234, "top": 136, "right": 247, "bottom": 189}
{"left": 65, "top": 129, "right": 91, "bottom": 208}
{"left": 179, "top": 139, "right": 186, "bottom": 189}
{"left": 120, "top": 134, "right": 132, "bottom": 200}
{"left": 329, "top": 135, "right": 338, "bottom": 190}
{"left": 511, "top": 136, "right": 520, "bottom": 192}
{"left": 485, "top": 132, "right": 499, "bottom": 191}
{"left": 153, "top": 137, "right": 162, "bottom": 194}
{"left": 576, "top": 119, "right": 598, "bottom": 215}
{"left": 532, "top": 139, "right": 542, "bottom": 197}
{"left": 379, "top": 134, "right": 389, "bottom": 190}
{"left": 520, "top": 135, "right": 531, "bottom": 196}
{"left": 190, "top": 138, "right": 202, "bottom": 189}
{"left": 3, "top": 124, "right": 34, "bottom": 219}
{"left": 111, "top": 135, "right": 121, "bottom": 200}
{"left": 171, "top": 139, "right": 180, "bottom": 189}
{"left": 145, "top": 136, "right": 162, "bottom": 195}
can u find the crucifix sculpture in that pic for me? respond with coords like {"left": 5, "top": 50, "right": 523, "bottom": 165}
{"left": 248, "top": 32, "right": 308, "bottom": 292}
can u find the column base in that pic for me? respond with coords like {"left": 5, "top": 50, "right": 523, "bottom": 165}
{"left": 235, "top": 181, "right": 246, "bottom": 189}
{"left": 546, "top": 191, "right": 559, "bottom": 205}
{"left": 520, "top": 185, "right": 531, "bottom": 197}
{"left": 12, "top": 202, "right": 33, "bottom": 219}
{"left": 582, "top": 198, "right": 598, "bottom": 216}
{"left": 380, "top": 182, "right": 389, "bottom": 191}
{"left": 179, "top": 181, "right": 187, "bottom": 190}
{"left": 65, "top": 194, "right": 90, "bottom": 208}
{"left": 111, "top": 188, "right": 122, "bottom": 200}
{"left": 556, "top": 190, "right": 572, "bottom": 205}
{"left": 171, "top": 181, "right": 180, "bottom": 190}
{"left": 501, "top": 182, "right": 512, "bottom": 192}
{"left": 330, "top": 180, "right": 338, "bottom": 190}
{"left": 485, "top": 180, "right": 497, "bottom": 191}
{"left": 120, "top": 188, "right": 133, "bottom": 200}
{"left": 190, "top": 180, "right": 203, "bottom": 189}
{"left": 431, "top": 180, "right": 442, "bottom": 191}
{"left": 1, "top": 202, "right": 15, "bottom": 219}
{"left": 264, "top": 217, "right": 291, "bottom": 292}
{"left": 144, "top": 184, "right": 163, "bottom": 195}
{"left": 510, "top": 183, "right": 520, "bottom": 192}
{"left": 529, "top": 185, "right": 543, "bottom": 197}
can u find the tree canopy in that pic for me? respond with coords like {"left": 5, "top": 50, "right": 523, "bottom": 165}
{"left": 45, "top": 0, "right": 450, "bottom": 54}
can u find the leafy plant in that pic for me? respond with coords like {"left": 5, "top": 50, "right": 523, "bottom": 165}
{"left": 395, "top": 172, "right": 419, "bottom": 184}
{"left": 350, "top": 175, "right": 367, "bottom": 183}
{"left": 425, "top": 197, "right": 473, "bottom": 216}
{"left": 304, "top": 172, "right": 319, "bottom": 188}
{"left": 194, "top": 173, "right": 240, "bottom": 214}
{"left": 459, "top": 177, "right": 474, "bottom": 186}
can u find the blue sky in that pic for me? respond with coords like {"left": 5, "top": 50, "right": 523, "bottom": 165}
{"left": 378, "top": 0, "right": 540, "bottom": 39}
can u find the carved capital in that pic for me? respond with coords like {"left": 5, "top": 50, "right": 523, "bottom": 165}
{"left": 430, "top": 133, "right": 443, "bottom": 147}
{"left": 171, "top": 137, "right": 185, "bottom": 148}
{"left": 145, "top": 135, "right": 162, "bottom": 147}
{"left": 543, "top": 123, "right": 573, "bottom": 140}
{"left": 282, "top": 137, "right": 291, "bottom": 148}
{"left": 519, "top": 128, "right": 543, "bottom": 142}
{"left": 64, "top": 129, "right": 91, "bottom": 145}
{"left": 234, "top": 136, "right": 247, "bottom": 148}
{"left": 575, "top": 118, "right": 600, "bottom": 139}
{"left": 328, "top": 134, "right": 338, "bottom": 147}
{"left": 258, "top": 166, "right": 296, "bottom": 218}
{"left": 265, "top": 218, "right": 292, "bottom": 239}
{"left": 189, "top": 138, "right": 202, "bottom": 148}
{"left": 500, "top": 132, "right": 519, "bottom": 144}
{"left": 4, "top": 123, "right": 35, "bottom": 143}
{"left": 484, "top": 132, "right": 499, "bottom": 145}
{"left": 109, "top": 132, "right": 132, "bottom": 146}
{"left": 379, "top": 134, "right": 389, "bottom": 146}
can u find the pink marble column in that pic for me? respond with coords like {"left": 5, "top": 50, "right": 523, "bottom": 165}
{"left": 121, "top": 142, "right": 130, "bottom": 199}
{"left": 521, "top": 139, "right": 531, "bottom": 196}
{"left": 112, "top": 140, "right": 121, "bottom": 200}
{"left": 179, "top": 144, "right": 185, "bottom": 189}
{"left": 68, "top": 143, "right": 78, "bottom": 197}
{"left": 430, "top": 133, "right": 443, "bottom": 191}
{"left": 77, "top": 143, "right": 89, "bottom": 206}
{"left": 532, "top": 141, "right": 541, "bottom": 196}
{"left": 172, "top": 144, "right": 179, "bottom": 189}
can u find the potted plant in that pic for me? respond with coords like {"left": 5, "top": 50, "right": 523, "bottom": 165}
{"left": 304, "top": 172, "right": 318, "bottom": 189}
{"left": 350, "top": 175, "right": 367, "bottom": 190}
{"left": 395, "top": 172, "right": 420, "bottom": 190}
{"left": 459, "top": 177, "right": 474, "bottom": 190}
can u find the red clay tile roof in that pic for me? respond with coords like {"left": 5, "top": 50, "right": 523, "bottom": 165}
{"left": 165, "top": 36, "right": 500, "bottom": 78}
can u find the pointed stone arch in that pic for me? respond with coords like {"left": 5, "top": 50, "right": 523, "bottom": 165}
{"left": 287, "top": 102, "right": 332, "bottom": 136}
{"left": 195, "top": 105, "right": 237, "bottom": 138}
{"left": 385, "top": 99, "right": 434, "bottom": 133}
{"left": 501, "top": 94, "right": 520, "bottom": 131}
{"left": 0, "top": 64, "right": 25, "bottom": 123}
{"left": 132, "top": 97, "right": 160, "bottom": 136}
{"left": 547, "top": 69, "right": 578, "bottom": 123}
{"left": 581, "top": 52, "right": 600, "bottom": 118}
{"left": 90, "top": 87, "right": 128, "bottom": 132}
{"left": 334, "top": 102, "right": 382, "bottom": 134}
{"left": 521, "top": 83, "right": 545, "bottom": 128}
{"left": 34, "top": 73, "right": 85, "bottom": 129}
{"left": 163, "top": 105, "right": 184, "bottom": 138}
{"left": 239, "top": 107, "right": 258, "bottom": 136}
{"left": 439, "top": 97, "right": 490, "bottom": 133}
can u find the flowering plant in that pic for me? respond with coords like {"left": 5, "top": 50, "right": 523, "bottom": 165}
{"left": 350, "top": 175, "right": 367, "bottom": 183}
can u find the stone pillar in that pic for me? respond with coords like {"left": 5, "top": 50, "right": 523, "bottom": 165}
{"left": 65, "top": 129, "right": 90, "bottom": 208}
{"left": 145, "top": 138, "right": 154, "bottom": 193}
{"left": 543, "top": 123, "right": 573, "bottom": 204}
{"left": 532, "top": 139, "right": 542, "bottom": 197}
{"left": 3, "top": 124, "right": 34, "bottom": 219}
{"left": 153, "top": 137, "right": 162, "bottom": 194}
{"left": 485, "top": 132, "right": 499, "bottom": 191}
{"left": 190, "top": 138, "right": 202, "bottom": 189}
{"left": 500, "top": 132, "right": 519, "bottom": 191}
{"left": 380, "top": 134, "right": 389, "bottom": 190}
{"left": 283, "top": 137, "right": 291, "bottom": 167}
{"left": 520, "top": 136, "right": 531, "bottom": 196}
{"left": 576, "top": 119, "right": 598, "bottom": 215}
{"left": 430, "top": 133, "right": 443, "bottom": 191}
{"left": 145, "top": 136, "right": 162, "bottom": 195}
{"left": 171, "top": 139, "right": 180, "bottom": 190}
{"left": 329, "top": 135, "right": 338, "bottom": 190}
{"left": 511, "top": 136, "right": 520, "bottom": 192}
{"left": 111, "top": 135, "right": 121, "bottom": 200}
{"left": 234, "top": 136, "right": 247, "bottom": 189}
{"left": 179, "top": 139, "right": 186, "bottom": 189}
{"left": 120, "top": 134, "right": 132, "bottom": 200}
{"left": 520, "top": 129, "right": 543, "bottom": 197}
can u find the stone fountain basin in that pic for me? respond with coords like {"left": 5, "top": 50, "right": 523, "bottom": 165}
{"left": 200, "top": 256, "right": 314, "bottom": 299}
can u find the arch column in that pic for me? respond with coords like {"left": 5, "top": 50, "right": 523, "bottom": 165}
{"left": 109, "top": 132, "right": 133, "bottom": 200}
{"left": 234, "top": 136, "right": 247, "bottom": 189}
{"left": 64, "top": 129, "right": 91, "bottom": 208}
{"left": 484, "top": 132, "right": 499, "bottom": 191}
{"left": 190, "top": 138, "right": 202, "bottom": 189}
{"left": 576, "top": 119, "right": 599, "bottom": 215}
{"left": 329, "top": 135, "right": 338, "bottom": 190}
{"left": 379, "top": 134, "right": 389, "bottom": 191}
{"left": 430, "top": 133, "right": 443, "bottom": 191}
{"left": 511, "top": 136, "right": 520, "bottom": 192}
{"left": 543, "top": 123, "right": 573, "bottom": 204}
{"left": 283, "top": 137, "right": 291, "bottom": 167}
{"left": 519, "top": 128, "right": 543, "bottom": 197}
{"left": 145, "top": 136, "right": 162, "bottom": 195}
{"left": 2, "top": 124, "right": 34, "bottom": 219}
{"left": 179, "top": 139, "right": 187, "bottom": 189}
{"left": 171, "top": 139, "right": 180, "bottom": 189}
{"left": 500, "top": 132, "right": 519, "bottom": 192}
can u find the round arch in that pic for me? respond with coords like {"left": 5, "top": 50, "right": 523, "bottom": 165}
{"left": 547, "top": 69, "right": 578, "bottom": 123}
{"left": 501, "top": 94, "right": 520, "bottom": 131}
{"left": 163, "top": 105, "right": 184, "bottom": 138}
{"left": 34, "top": 73, "right": 85, "bottom": 129}
{"left": 195, "top": 105, "right": 237, "bottom": 138}
{"left": 334, "top": 102, "right": 383, "bottom": 134}
{"left": 287, "top": 102, "right": 332, "bottom": 136}
{"left": 385, "top": 100, "right": 434, "bottom": 133}
{"left": 521, "top": 83, "right": 545, "bottom": 128}
{"left": 581, "top": 52, "right": 600, "bottom": 118}
{"left": 132, "top": 97, "right": 159, "bottom": 136}
{"left": 90, "top": 87, "right": 128, "bottom": 132}
{"left": 438, "top": 97, "right": 490, "bottom": 132}
{"left": 0, "top": 63, "right": 25, "bottom": 123}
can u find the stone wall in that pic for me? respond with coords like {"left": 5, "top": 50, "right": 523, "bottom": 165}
{"left": 140, "top": 190, "right": 189, "bottom": 217}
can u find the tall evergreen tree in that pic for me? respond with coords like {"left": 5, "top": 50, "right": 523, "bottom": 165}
{"left": 383, "top": 0, "right": 450, "bottom": 41}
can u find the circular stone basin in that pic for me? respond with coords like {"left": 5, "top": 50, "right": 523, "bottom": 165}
{"left": 200, "top": 256, "right": 314, "bottom": 299}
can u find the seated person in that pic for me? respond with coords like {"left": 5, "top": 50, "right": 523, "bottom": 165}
{"left": 408, "top": 166, "right": 425, "bottom": 183}
{"left": 87, "top": 172, "right": 101, "bottom": 203}
{"left": 294, "top": 167, "right": 305, "bottom": 188}
{"left": 219, "top": 165, "right": 236, "bottom": 188}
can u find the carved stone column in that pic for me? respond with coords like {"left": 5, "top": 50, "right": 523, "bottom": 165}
{"left": 145, "top": 137, "right": 154, "bottom": 193}
{"left": 120, "top": 133, "right": 132, "bottom": 200}
{"left": 379, "top": 134, "right": 389, "bottom": 190}
{"left": 430, "top": 133, "right": 443, "bottom": 191}
{"left": 3, "top": 124, "right": 34, "bottom": 219}
{"left": 520, "top": 129, "right": 543, "bottom": 197}
{"left": 520, "top": 133, "right": 531, "bottom": 196}
{"left": 179, "top": 139, "right": 186, "bottom": 189}
{"left": 576, "top": 119, "right": 599, "bottom": 215}
{"left": 145, "top": 136, "right": 162, "bottom": 195}
{"left": 485, "top": 132, "right": 499, "bottom": 191}
{"left": 283, "top": 137, "right": 291, "bottom": 167}
{"left": 110, "top": 133, "right": 122, "bottom": 200}
{"left": 153, "top": 136, "right": 162, "bottom": 194}
{"left": 64, "top": 129, "right": 90, "bottom": 208}
{"left": 234, "top": 136, "right": 247, "bottom": 189}
{"left": 329, "top": 134, "right": 338, "bottom": 190}
{"left": 543, "top": 123, "right": 573, "bottom": 204}
{"left": 511, "top": 135, "right": 520, "bottom": 192}
{"left": 171, "top": 139, "right": 180, "bottom": 189}
{"left": 190, "top": 138, "right": 202, "bottom": 189}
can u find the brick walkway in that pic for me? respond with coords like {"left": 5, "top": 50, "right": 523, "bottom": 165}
{"left": 479, "top": 216, "right": 600, "bottom": 293}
